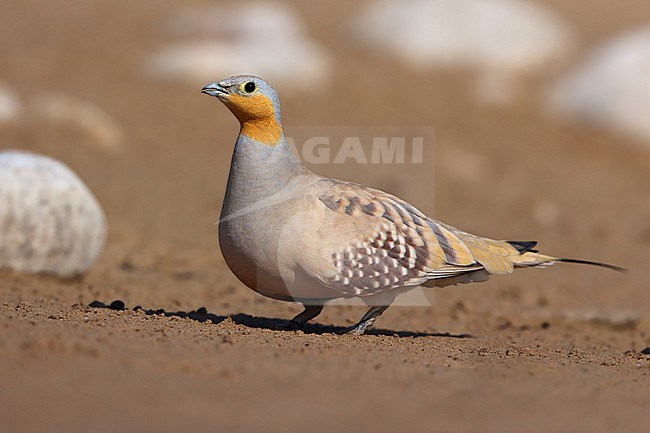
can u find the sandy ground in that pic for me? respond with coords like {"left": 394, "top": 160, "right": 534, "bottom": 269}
{"left": 1, "top": 0, "right": 649, "bottom": 432}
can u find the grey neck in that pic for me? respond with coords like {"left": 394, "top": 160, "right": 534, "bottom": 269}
{"left": 222, "top": 133, "right": 312, "bottom": 211}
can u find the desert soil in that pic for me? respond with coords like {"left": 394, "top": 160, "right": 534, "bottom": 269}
{"left": 0, "top": 0, "right": 649, "bottom": 432}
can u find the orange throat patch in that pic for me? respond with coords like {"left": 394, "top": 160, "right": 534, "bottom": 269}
{"left": 226, "top": 93, "right": 282, "bottom": 146}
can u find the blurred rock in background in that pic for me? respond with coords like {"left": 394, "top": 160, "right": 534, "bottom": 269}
{"left": 350, "top": 0, "right": 574, "bottom": 104}
{"left": 0, "top": 82, "right": 23, "bottom": 124}
{"left": 0, "top": 86, "right": 124, "bottom": 154}
{"left": 33, "top": 94, "right": 124, "bottom": 153}
{"left": 547, "top": 28, "right": 650, "bottom": 145}
{"left": 143, "top": 2, "right": 330, "bottom": 93}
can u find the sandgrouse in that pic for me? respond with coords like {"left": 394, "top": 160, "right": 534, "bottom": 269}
{"left": 202, "top": 75, "right": 622, "bottom": 335}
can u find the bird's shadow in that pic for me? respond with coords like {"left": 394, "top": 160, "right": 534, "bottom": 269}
{"left": 87, "top": 300, "right": 473, "bottom": 339}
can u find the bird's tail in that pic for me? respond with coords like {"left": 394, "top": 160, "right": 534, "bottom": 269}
{"left": 513, "top": 251, "right": 626, "bottom": 272}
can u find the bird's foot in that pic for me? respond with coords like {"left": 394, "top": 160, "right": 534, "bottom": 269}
{"left": 340, "top": 305, "right": 389, "bottom": 336}
{"left": 286, "top": 305, "right": 323, "bottom": 331}
{"left": 341, "top": 317, "right": 377, "bottom": 336}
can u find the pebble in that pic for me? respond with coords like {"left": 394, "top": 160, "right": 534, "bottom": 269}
{"left": 0, "top": 151, "right": 107, "bottom": 277}
{"left": 108, "top": 300, "right": 125, "bottom": 311}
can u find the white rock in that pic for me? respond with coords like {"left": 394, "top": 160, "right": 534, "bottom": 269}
{"left": 144, "top": 3, "right": 329, "bottom": 92}
{"left": 33, "top": 94, "right": 124, "bottom": 152}
{"left": 352, "top": 0, "right": 573, "bottom": 103}
{"left": 0, "top": 151, "right": 106, "bottom": 277}
{"left": 0, "top": 83, "right": 22, "bottom": 123}
{"left": 547, "top": 28, "right": 650, "bottom": 143}
{"left": 165, "top": 3, "right": 302, "bottom": 40}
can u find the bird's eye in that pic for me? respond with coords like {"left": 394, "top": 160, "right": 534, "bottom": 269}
{"left": 242, "top": 81, "right": 256, "bottom": 94}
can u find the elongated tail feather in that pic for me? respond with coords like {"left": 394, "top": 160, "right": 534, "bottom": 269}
{"left": 514, "top": 251, "right": 626, "bottom": 272}
{"left": 554, "top": 257, "right": 626, "bottom": 272}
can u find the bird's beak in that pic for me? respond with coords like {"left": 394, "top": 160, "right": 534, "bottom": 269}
{"left": 201, "top": 82, "right": 229, "bottom": 98}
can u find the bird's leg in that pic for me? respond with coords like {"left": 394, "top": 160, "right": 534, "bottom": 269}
{"left": 344, "top": 305, "right": 390, "bottom": 335}
{"left": 289, "top": 304, "right": 323, "bottom": 329}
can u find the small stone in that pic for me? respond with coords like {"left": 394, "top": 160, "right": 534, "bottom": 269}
{"left": 640, "top": 347, "right": 650, "bottom": 355}
{"left": 109, "top": 300, "right": 125, "bottom": 311}
{"left": 88, "top": 300, "right": 106, "bottom": 308}
{"left": 0, "top": 151, "right": 107, "bottom": 277}
{"left": 119, "top": 261, "right": 136, "bottom": 272}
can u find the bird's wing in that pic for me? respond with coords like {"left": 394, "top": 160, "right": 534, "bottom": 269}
{"left": 312, "top": 179, "right": 526, "bottom": 297}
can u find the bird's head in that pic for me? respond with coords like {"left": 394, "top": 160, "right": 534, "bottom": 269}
{"left": 202, "top": 75, "right": 282, "bottom": 146}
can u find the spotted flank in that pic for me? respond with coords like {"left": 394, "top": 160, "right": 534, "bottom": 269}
{"left": 316, "top": 180, "right": 529, "bottom": 296}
